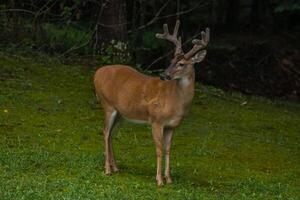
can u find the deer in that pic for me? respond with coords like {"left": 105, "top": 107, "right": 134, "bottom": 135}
{"left": 94, "top": 20, "right": 209, "bottom": 186}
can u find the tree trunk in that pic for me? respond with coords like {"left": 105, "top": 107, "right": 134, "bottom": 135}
{"left": 250, "top": 0, "right": 272, "bottom": 30}
{"left": 216, "top": 0, "right": 226, "bottom": 26}
{"left": 9, "top": 0, "right": 19, "bottom": 39}
{"left": 98, "top": 0, "right": 127, "bottom": 43}
{"left": 225, "top": 0, "right": 240, "bottom": 30}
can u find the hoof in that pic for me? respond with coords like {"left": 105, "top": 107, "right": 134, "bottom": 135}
{"left": 157, "top": 179, "right": 164, "bottom": 186}
{"left": 112, "top": 167, "right": 119, "bottom": 173}
{"left": 165, "top": 176, "right": 172, "bottom": 184}
{"left": 105, "top": 168, "right": 111, "bottom": 175}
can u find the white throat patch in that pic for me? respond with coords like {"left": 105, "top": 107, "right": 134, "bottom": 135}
{"left": 179, "top": 77, "right": 190, "bottom": 87}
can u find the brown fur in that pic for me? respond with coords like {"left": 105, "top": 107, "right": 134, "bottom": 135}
{"left": 94, "top": 64, "right": 195, "bottom": 185}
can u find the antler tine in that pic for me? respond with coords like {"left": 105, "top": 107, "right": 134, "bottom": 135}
{"left": 163, "top": 24, "right": 170, "bottom": 36}
{"left": 173, "top": 20, "right": 180, "bottom": 38}
{"left": 184, "top": 27, "right": 210, "bottom": 59}
{"left": 156, "top": 20, "right": 183, "bottom": 56}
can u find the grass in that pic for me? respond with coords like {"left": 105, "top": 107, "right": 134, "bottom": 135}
{"left": 0, "top": 53, "right": 299, "bottom": 200}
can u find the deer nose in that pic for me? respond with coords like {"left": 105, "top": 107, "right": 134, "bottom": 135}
{"left": 160, "top": 73, "right": 171, "bottom": 81}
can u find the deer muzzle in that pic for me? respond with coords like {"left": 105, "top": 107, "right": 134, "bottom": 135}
{"left": 160, "top": 73, "right": 172, "bottom": 81}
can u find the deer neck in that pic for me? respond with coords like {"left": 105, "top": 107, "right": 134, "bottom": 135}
{"left": 175, "top": 68, "right": 195, "bottom": 106}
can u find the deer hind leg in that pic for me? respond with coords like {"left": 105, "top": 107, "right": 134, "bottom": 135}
{"left": 108, "top": 113, "right": 120, "bottom": 172}
{"left": 164, "top": 128, "right": 173, "bottom": 184}
{"left": 103, "top": 105, "right": 119, "bottom": 175}
{"left": 152, "top": 123, "right": 164, "bottom": 186}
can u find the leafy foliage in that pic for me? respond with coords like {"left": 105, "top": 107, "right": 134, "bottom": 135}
{"left": 142, "top": 30, "right": 160, "bottom": 50}
{"left": 275, "top": 1, "right": 300, "bottom": 13}
{"left": 43, "top": 23, "right": 91, "bottom": 53}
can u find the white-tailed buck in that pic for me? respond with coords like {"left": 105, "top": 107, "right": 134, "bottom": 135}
{"left": 94, "top": 20, "right": 209, "bottom": 185}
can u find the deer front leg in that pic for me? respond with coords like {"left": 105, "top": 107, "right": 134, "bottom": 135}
{"left": 164, "top": 128, "right": 173, "bottom": 184}
{"left": 152, "top": 123, "right": 164, "bottom": 186}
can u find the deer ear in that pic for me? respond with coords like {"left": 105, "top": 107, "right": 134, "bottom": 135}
{"left": 191, "top": 50, "right": 207, "bottom": 64}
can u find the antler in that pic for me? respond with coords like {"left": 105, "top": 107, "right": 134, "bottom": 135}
{"left": 184, "top": 28, "right": 210, "bottom": 59}
{"left": 156, "top": 20, "right": 183, "bottom": 56}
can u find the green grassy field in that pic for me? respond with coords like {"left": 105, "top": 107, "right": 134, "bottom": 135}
{"left": 0, "top": 53, "right": 299, "bottom": 199}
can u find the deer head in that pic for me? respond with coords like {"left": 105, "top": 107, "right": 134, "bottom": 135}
{"left": 156, "top": 20, "right": 210, "bottom": 80}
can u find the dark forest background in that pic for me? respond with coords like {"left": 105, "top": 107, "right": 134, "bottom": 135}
{"left": 0, "top": 0, "right": 300, "bottom": 100}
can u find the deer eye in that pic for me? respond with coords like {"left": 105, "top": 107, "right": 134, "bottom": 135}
{"left": 178, "top": 63, "right": 184, "bottom": 67}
